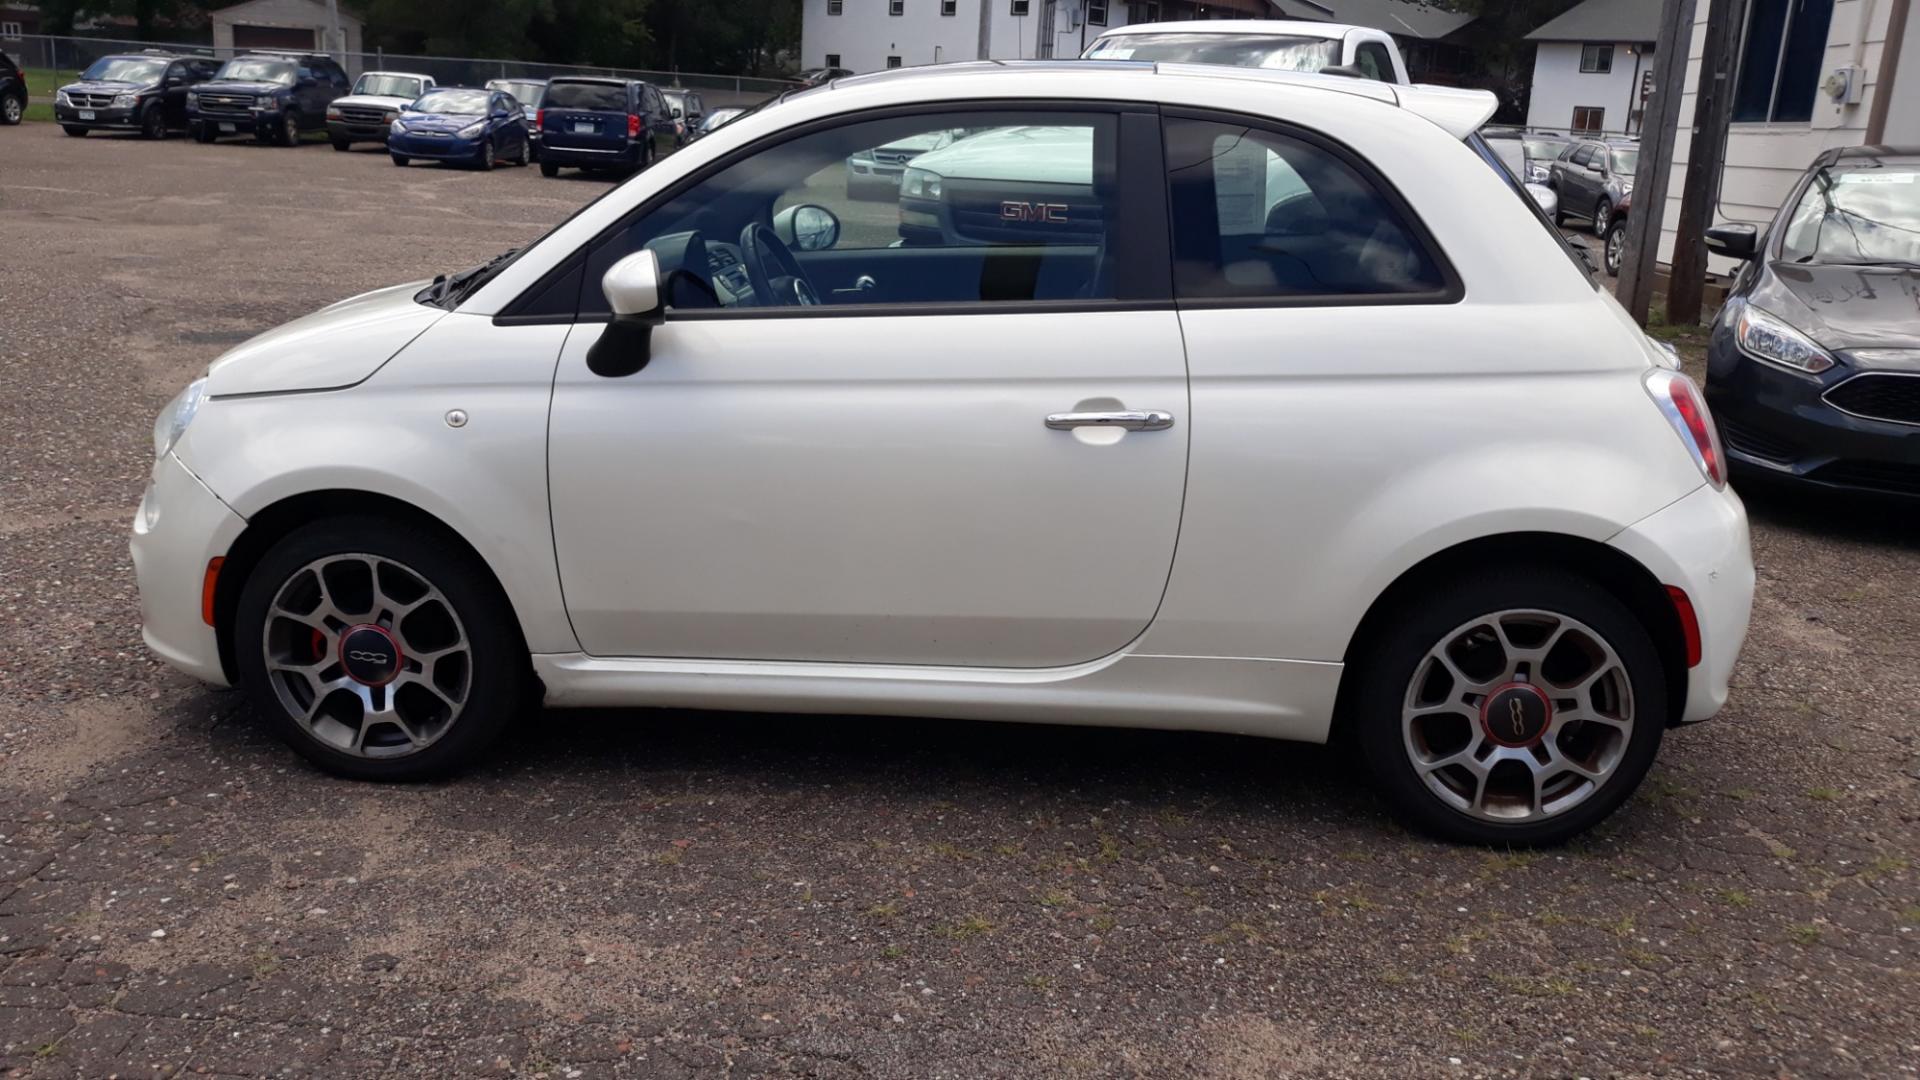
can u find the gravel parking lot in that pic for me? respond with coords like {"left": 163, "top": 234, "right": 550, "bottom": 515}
{"left": 3, "top": 121, "right": 1919, "bottom": 1078}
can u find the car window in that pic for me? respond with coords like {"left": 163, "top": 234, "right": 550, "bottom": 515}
{"left": 545, "top": 81, "right": 627, "bottom": 110}
{"left": 1355, "top": 42, "right": 1394, "bottom": 81}
{"left": 581, "top": 110, "right": 1121, "bottom": 314}
{"left": 1781, "top": 163, "right": 1920, "bottom": 265}
{"left": 1569, "top": 145, "right": 1595, "bottom": 167}
{"left": 1163, "top": 116, "right": 1446, "bottom": 300}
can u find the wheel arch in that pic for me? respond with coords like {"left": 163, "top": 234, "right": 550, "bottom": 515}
{"left": 211, "top": 489, "right": 530, "bottom": 685}
{"left": 1331, "top": 531, "right": 1688, "bottom": 739}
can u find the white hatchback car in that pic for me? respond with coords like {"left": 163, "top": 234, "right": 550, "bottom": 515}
{"left": 133, "top": 62, "right": 1753, "bottom": 845}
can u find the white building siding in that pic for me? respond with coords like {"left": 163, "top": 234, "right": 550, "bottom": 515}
{"left": 211, "top": 0, "right": 364, "bottom": 62}
{"left": 1883, "top": 3, "right": 1920, "bottom": 143}
{"left": 1656, "top": 0, "right": 1897, "bottom": 270}
{"left": 1526, "top": 40, "right": 1655, "bottom": 133}
{"left": 802, "top": 0, "right": 1135, "bottom": 72}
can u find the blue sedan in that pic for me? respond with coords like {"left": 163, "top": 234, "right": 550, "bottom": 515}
{"left": 388, "top": 87, "right": 530, "bottom": 170}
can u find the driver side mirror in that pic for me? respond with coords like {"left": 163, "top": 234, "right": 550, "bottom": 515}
{"left": 586, "top": 250, "right": 665, "bottom": 378}
{"left": 773, "top": 204, "right": 841, "bottom": 252}
{"left": 1704, "top": 222, "right": 1759, "bottom": 260}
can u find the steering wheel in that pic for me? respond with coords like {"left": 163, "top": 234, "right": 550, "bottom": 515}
{"left": 738, "top": 222, "right": 820, "bottom": 307}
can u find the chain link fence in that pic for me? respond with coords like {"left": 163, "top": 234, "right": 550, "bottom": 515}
{"left": 3, "top": 34, "right": 791, "bottom": 108}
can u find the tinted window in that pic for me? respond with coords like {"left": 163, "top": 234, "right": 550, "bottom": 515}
{"left": 581, "top": 110, "right": 1121, "bottom": 314}
{"left": 1163, "top": 116, "right": 1445, "bottom": 300}
{"left": 1570, "top": 145, "right": 1595, "bottom": 167}
{"left": 545, "top": 80, "right": 628, "bottom": 110}
{"left": 1355, "top": 42, "right": 1394, "bottom": 81}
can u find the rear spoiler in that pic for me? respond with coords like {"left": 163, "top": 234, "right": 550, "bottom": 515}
{"left": 1390, "top": 84, "right": 1499, "bottom": 140}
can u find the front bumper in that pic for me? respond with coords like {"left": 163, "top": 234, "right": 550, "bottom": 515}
{"left": 1705, "top": 329, "right": 1920, "bottom": 498}
{"left": 130, "top": 452, "right": 246, "bottom": 686}
{"left": 387, "top": 131, "right": 485, "bottom": 161}
{"left": 53, "top": 102, "right": 141, "bottom": 129}
{"left": 190, "top": 111, "right": 270, "bottom": 136}
{"left": 1607, "top": 483, "right": 1754, "bottom": 723}
{"left": 328, "top": 119, "right": 393, "bottom": 142}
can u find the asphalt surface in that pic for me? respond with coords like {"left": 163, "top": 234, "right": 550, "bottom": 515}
{"left": 3, "top": 121, "right": 1920, "bottom": 1078}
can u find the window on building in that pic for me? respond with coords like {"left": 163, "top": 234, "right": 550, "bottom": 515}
{"left": 1579, "top": 44, "right": 1613, "bottom": 73}
{"left": 0, "top": 21, "right": 21, "bottom": 38}
{"left": 1129, "top": 1, "right": 1160, "bottom": 21}
{"left": 887, "top": 55, "right": 903, "bottom": 68}
{"left": 1087, "top": 0, "right": 1108, "bottom": 25}
{"left": 890, "top": 0, "right": 904, "bottom": 14}
{"left": 1571, "top": 106, "right": 1605, "bottom": 133}
{"left": 828, "top": 0, "right": 842, "bottom": 13}
{"left": 943, "top": 0, "right": 958, "bottom": 13}
{"left": 1733, "top": 0, "right": 1835, "bottom": 123}
{"left": 825, "top": 53, "right": 841, "bottom": 67}
{"left": 1011, "top": 0, "right": 1030, "bottom": 15}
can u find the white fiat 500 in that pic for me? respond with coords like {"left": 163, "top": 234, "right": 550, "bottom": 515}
{"left": 134, "top": 62, "right": 1753, "bottom": 845}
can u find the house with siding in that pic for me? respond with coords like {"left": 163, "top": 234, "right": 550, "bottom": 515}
{"left": 1524, "top": 0, "right": 1661, "bottom": 134}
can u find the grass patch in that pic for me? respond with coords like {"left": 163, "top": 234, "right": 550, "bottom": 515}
{"left": 864, "top": 902, "right": 899, "bottom": 920}
{"left": 18, "top": 68, "right": 82, "bottom": 124}
{"left": 935, "top": 914, "right": 994, "bottom": 940}
{"left": 1787, "top": 923, "right": 1821, "bottom": 945}
{"left": 1805, "top": 786, "right": 1842, "bottom": 802}
{"left": 1718, "top": 888, "right": 1753, "bottom": 909}
{"left": 879, "top": 944, "right": 905, "bottom": 960}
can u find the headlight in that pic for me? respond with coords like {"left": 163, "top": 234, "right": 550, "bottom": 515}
{"left": 1526, "top": 164, "right": 1547, "bottom": 182}
{"left": 1731, "top": 300, "right": 1835, "bottom": 375}
{"left": 390, "top": 119, "right": 406, "bottom": 136}
{"left": 256, "top": 95, "right": 276, "bottom": 109}
{"left": 384, "top": 110, "right": 399, "bottom": 123}
{"left": 458, "top": 119, "right": 486, "bottom": 138}
{"left": 186, "top": 91, "right": 198, "bottom": 106}
{"left": 152, "top": 378, "right": 207, "bottom": 460}
{"left": 902, "top": 167, "right": 941, "bottom": 199}
{"left": 113, "top": 92, "right": 137, "bottom": 108}
{"left": 56, "top": 90, "right": 71, "bottom": 106}
{"left": 326, "top": 105, "right": 341, "bottom": 119}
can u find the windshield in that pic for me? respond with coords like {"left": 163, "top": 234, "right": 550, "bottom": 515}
{"left": 80, "top": 57, "right": 169, "bottom": 83}
{"left": 413, "top": 88, "right": 489, "bottom": 115}
{"left": 354, "top": 73, "right": 423, "bottom": 98}
{"left": 489, "top": 80, "right": 544, "bottom": 105}
{"left": 1610, "top": 149, "right": 1640, "bottom": 175}
{"left": 1524, "top": 137, "right": 1569, "bottom": 162}
{"left": 1084, "top": 32, "right": 1340, "bottom": 72}
{"left": 216, "top": 59, "right": 294, "bottom": 84}
{"left": 544, "top": 80, "right": 626, "bottom": 110}
{"left": 1780, "top": 165, "right": 1920, "bottom": 265}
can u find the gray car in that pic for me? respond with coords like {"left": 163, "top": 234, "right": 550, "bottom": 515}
{"left": 1547, "top": 138, "right": 1638, "bottom": 237}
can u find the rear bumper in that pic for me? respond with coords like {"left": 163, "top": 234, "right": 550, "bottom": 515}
{"left": 130, "top": 452, "right": 246, "bottom": 687}
{"left": 539, "top": 140, "right": 642, "bottom": 167}
{"left": 1607, "top": 484, "right": 1754, "bottom": 723}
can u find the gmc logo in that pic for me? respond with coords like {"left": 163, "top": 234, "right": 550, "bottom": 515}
{"left": 1000, "top": 201, "right": 1069, "bottom": 223}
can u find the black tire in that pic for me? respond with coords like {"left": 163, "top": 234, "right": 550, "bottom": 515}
{"left": 0, "top": 93, "right": 23, "bottom": 125}
{"left": 1605, "top": 218, "right": 1627, "bottom": 277}
{"left": 511, "top": 136, "right": 529, "bottom": 167}
{"left": 278, "top": 112, "right": 300, "bottom": 147}
{"left": 1593, "top": 198, "right": 1613, "bottom": 238}
{"left": 234, "top": 516, "right": 528, "bottom": 781}
{"left": 193, "top": 123, "right": 216, "bottom": 143}
{"left": 1352, "top": 566, "right": 1668, "bottom": 846}
{"left": 391, "top": 153, "right": 409, "bottom": 167}
{"left": 476, "top": 138, "right": 495, "bottom": 170}
{"left": 141, "top": 104, "right": 166, "bottom": 140}
{"left": 539, "top": 161, "right": 559, "bottom": 178}
{"left": 331, "top": 137, "right": 351, "bottom": 151}
{"left": 63, "top": 124, "right": 90, "bottom": 137}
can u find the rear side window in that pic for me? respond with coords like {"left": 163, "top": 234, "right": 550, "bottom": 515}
{"left": 1570, "top": 145, "right": 1595, "bottom": 167}
{"left": 545, "top": 81, "right": 627, "bottom": 111}
{"left": 1163, "top": 116, "right": 1447, "bottom": 301}
{"left": 1355, "top": 42, "right": 1394, "bottom": 81}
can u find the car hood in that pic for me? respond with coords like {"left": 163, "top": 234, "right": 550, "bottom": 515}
{"left": 907, "top": 126, "right": 1093, "bottom": 184}
{"left": 197, "top": 80, "right": 286, "bottom": 95}
{"left": 205, "top": 281, "right": 444, "bottom": 397}
{"left": 1751, "top": 261, "right": 1920, "bottom": 352}
{"left": 333, "top": 93, "right": 413, "bottom": 110}
{"left": 398, "top": 112, "right": 486, "bottom": 132}
{"left": 60, "top": 79, "right": 153, "bottom": 94}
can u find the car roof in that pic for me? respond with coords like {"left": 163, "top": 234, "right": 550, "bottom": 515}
{"left": 361, "top": 70, "right": 432, "bottom": 79}
{"left": 548, "top": 76, "right": 634, "bottom": 86}
{"left": 1093, "top": 19, "right": 1365, "bottom": 40}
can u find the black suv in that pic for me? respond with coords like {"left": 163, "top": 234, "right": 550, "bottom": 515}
{"left": 1, "top": 52, "right": 25, "bottom": 126}
{"left": 188, "top": 52, "right": 350, "bottom": 145}
{"left": 54, "top": 51, "right": 219, "bottom": 139}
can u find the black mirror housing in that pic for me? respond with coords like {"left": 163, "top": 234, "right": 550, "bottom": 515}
{"left": 1704, "top": 223, "right": 1760, "bottom": 261}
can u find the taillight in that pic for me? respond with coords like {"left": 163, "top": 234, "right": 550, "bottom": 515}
{"left": 535, "top": 108, "right": 544, "bottom": 130}
{"left": 628, "top": 113, "right": 641, "bottom": 138}
{"left": 1644, "top": 368, "right": 1725, "bottom": 489}
{"left": 1666, "top": 585, "right": 1702, "bottom": 667}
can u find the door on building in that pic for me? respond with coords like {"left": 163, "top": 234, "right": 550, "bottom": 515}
{"left": 232, "top": 25, "right": 317, "bottom": 51}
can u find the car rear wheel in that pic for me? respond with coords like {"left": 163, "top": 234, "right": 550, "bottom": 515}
{"left": 391, "top": 153, "right": 409, "bottom": 167}
{"left": 234, "top": 517, "right": 527, "bottom": 781}
{"left": 193, "top": 123, "right": 215, "bottom": 143}
{"left": 0, "top": 94, "right": 22, "bottom": 125}
{"left": 540, "top": 161, "right": 559, "bottom": 178}
{"left": 1353, "top": 567, "right": 1667, "bottom": 846}
{"left": 62, "top": 125, "right": 89, "bottom": 137}
{"left": 1605, "top": 218, "right": 1627, "bottom": 277}
{"left": 278, "top": 112, "right": 299, "bottom": 147}
{"left": 511, "top": 137, "right": 528, "bottom": 167}
{"left": 141, "top": 104, "right": 166, "bottom": 140}
{"left": 331, "top": 137, "right": 351, "bottom": 151}
{"left": 1593, "top": 198, "right": 1613, "bottom": 238}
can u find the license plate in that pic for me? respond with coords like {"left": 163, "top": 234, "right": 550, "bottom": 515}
{"left": 77, "top": 109, "right": 95, "bottom": 120}
{"left": 572, "top": 121, "right": 595, "bottom": 133}
{"left": 219, "top": 122, "right": 236, "bottom": 133}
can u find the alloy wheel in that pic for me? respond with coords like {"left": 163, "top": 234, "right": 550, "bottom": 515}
{"left": 1401, "top": 609, "right": 1634, "bottom": 823}
{"left": 283, "top": 113, "right": 299, "bottom": 146}
{"left": 1593, "top": 200, "right": 1611, "bottom": 237}
{"left": 1606, "top": 223, "right": 1625, "bottom": 275}
{"left": 260, "top": 553, "right": 472, "bottom": 759}
{"left": 2, "top": 95, "right": 20, "bottom": 124}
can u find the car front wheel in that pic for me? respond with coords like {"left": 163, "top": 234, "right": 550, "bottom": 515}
{"left": 1353, "top": 567, "right": 1667, "bottom": 846}
{"left": 540, "top": 161, "right": 559, "bottom": 177}
{"left": 234, "top": 517, "right": 527, "bottom": 781}
{"left": 141, "top": 104, "right": 166, "bottom": 139}
{"left": 0, "top": 94, "right": 22, "bottom": 125}
{"left": 278, "top": 112, "right": 299, "bottom": 146}
{"left": 63, "top": 124, "right": 89, "bottom": 137}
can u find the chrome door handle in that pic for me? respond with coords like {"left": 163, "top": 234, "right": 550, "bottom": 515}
{"left": 1044, "top": 410, "right": 1175, "bottom": 432}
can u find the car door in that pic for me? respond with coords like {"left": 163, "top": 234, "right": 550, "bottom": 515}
{"left": 645, "top": 85, "right": 675, "bottom": 159}
{"left": 162, "top": 61, "right": 190, "bottom": 127}
{"left": 541, "top": 105, "right": 1189, "bottom": 668}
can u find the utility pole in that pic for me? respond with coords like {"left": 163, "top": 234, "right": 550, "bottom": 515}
{"left": 1666, "top": 0, "right": 1746, "bottom": 325}
{"left": 1617, "top": 0, "right": 1699, "bottom": 325}
{"left": 977, "top": 0, "right": 994, "bottom": 60}
{"left": 324, "top": 0, "right": 343, "bottom": 54}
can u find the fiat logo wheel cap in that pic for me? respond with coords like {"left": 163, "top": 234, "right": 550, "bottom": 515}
{"left": 1480, "top": 682, "right": 1553, "bottom": 748}
{"left": 339, "top": 624, "right": 404, "bottom": 687}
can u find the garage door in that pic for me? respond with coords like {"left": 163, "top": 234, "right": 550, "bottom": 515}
{"left": 232, "top": 24, "right": 315, "bottom": 51}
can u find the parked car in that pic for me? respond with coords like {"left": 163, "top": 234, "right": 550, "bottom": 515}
{"left": 793, "top": 67, "right": 853, "bottom": 88}
{"left": 387, "top": 87, "right": 531, "bottom": 170}
{"left": 660, "top": 88, "right": 704, "bottom": 146}
{"left": 536, "top": 76, "right": 675, "bottom": 177}
{"left": 1547, "top": 137, "right": 1638, "bottom": 236}
{"left": 697, "top": 106, "right": 745, "bottom": 138}
{"left": 53, "top": 51, "right": 218, "bottom": 138}
{"left": 188, "top": 52, "right": 351, "bottom": 145}
{"left": 1083, "top": 19, "right": 1408, "bottom": 83}
{"left": 134, "top": 63, "right": 1752, "bottom": 846}
{"left": 0, "top": 52, "right": 24, "bottom": 126}
{"left": 327, "top": 70, "right": 434, "bottom": 150}
{"left": 1602, "top": 189, "right": 1632, "bottom": 276}
{"left": 485, "top": 77, "right": 546, "bottom": 158}
{"left": 1482, "top": 128, "right": 1571, "bottom": 184}
{"left": 845, "top": 126, "right": 969, "bottom": 200}
{"left": 1702, "top": 144, "right": 1920, "bottom": 499}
